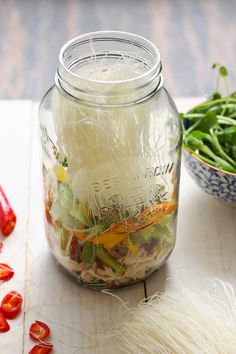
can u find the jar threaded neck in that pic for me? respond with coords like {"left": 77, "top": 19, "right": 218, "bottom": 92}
{"left": 56, "top": 31, "right": 163, "bottom": 106}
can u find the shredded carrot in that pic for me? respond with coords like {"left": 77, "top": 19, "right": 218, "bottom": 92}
{"left": 140, "top": 201, "right": 176, "bottom": 219}
{"left": 110, "top": 202, "right": 177, "bottom": 234}
{"left": 111, "top": 219, "right": 141, "bottom": 234}
{"left": 72, "top": 231, "right": 87, "bottom": 240}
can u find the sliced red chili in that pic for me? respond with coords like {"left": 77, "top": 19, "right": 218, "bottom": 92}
{"left": 1, "top": 291, "right": 23, "bottom": 319}
{"left": 29, "top": 343, "right": 53, "bottom": 354}
{"left": 0, "top": 263, "right": 14, "bottom": 281}
{"left": 29, "top": 320, "right": 50, "bottom": 341}
{"left": 0, "top": 311, "right": 10, "bottom": 332}
{"left": 0, "top": 185, "right": 17, "bottom": 237}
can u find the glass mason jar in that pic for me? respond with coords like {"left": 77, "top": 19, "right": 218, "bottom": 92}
{"left": 39, "top": 31, "right": 182, "bottom": 289}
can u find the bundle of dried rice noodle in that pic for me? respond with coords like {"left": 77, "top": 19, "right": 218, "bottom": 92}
{"left": 115, "top": 280, "right": 236, "bottom": 354}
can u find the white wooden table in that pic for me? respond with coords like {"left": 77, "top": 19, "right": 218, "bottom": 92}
{"left": 0, "top": 99, "right": 236, "bottom": 354}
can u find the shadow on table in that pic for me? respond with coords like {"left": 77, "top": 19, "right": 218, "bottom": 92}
{"left": 144, "top": 263, "right": 170, "bottom": 296}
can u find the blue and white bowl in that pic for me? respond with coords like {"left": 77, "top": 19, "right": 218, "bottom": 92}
{"left": 183, "top": 147, "right": 236, "bottom": 206}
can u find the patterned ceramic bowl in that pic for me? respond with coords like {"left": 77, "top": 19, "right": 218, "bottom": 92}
{"left": 183, "top": 147, "right": 236, "bottom": 206}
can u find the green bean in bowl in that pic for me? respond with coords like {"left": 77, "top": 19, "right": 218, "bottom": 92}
{"left": 181, "top": 64, "right": 236, "bottom": 206}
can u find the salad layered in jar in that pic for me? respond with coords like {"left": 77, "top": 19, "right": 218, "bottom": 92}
{"left": 39, "top": 32, "right": 181, "bottom": 289}
{"left": 44, "top": 167, "right": 177, "bottom": 289}
{"left": 41, "top": 92, "right": 180, "bottom": 289}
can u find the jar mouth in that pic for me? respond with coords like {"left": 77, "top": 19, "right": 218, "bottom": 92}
{"left": 56, "top": 31, "right": 162, "bottom": 105}
{"left": 59, "top": 31, "right": 160, "bottom": 85}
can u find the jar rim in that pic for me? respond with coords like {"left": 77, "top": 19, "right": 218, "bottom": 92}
{"left": 58, "top": 30, "right": 161, "bottom": 86}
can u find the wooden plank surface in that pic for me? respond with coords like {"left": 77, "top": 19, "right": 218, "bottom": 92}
{"left": 0, "top": 0, "right": 236, "bottom": 99}
{"left": 0, "top": 98, "right": 236, "bottom": 353}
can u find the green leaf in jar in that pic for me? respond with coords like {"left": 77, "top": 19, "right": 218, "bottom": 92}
{"left": 69, "top": 204, "right": 91, "bottom": 226}
{"left": 60, "top": 183, "right": 73, "bottom": 209}
{"left": 80, "top": 242, "right": 96, "bottom": 264}
{"left": 158, "top": 216, "right": 170, "bottom": 227}
{"left": 134, "top": 225, "right": 159, "bottom": 243}
{"left": 51, "top": 199, "right": 62, "bottom": 222}
{"left": 95, "top": 245, "right": 125, "bottom": 274}
{"left": 132, "top": 218, "right": 170, "bottom": 244}
{"left": 81, "top": 224, "right": 107, "bottom": 242}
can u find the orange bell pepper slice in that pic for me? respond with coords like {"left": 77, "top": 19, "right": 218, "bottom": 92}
{"left": 92, "top": 232, "right": 127, "bottom": 249}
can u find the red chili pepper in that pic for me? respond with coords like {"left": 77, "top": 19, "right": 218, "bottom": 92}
{"left": 0, "top": 185, "right": 16, "bottom": 236}
{"left": 0, "top": 310, "right": 10, "bottom": 332}
{"left": 29, "top": 343, "right": 53, "bottom": 354}
{"left": 29, "top": 320, "right": 51, "bottom": 341}
{"left": 0, "top": 263, "right": 14, "bottom": 282}
{"left": 1, "top": 291, "right": 23, "bottom": 319}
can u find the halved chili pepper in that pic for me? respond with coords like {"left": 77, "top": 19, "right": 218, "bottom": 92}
{"left": 0, "top": 263, "right": 14, "bottom": 282}
{"left": 0, "top": 185, "right": 17, "bottom": 236}
{"left": 29, "top": 343, "right": 53, "bottom": 354}
{"left": 29, "top": 320, "right": 50, "bottom": 341}
{"left": 1, "top": 291, "right": 23, "bottom": 319}
{"left": 0, "top": 310, "right": 10, "bottom": 332}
